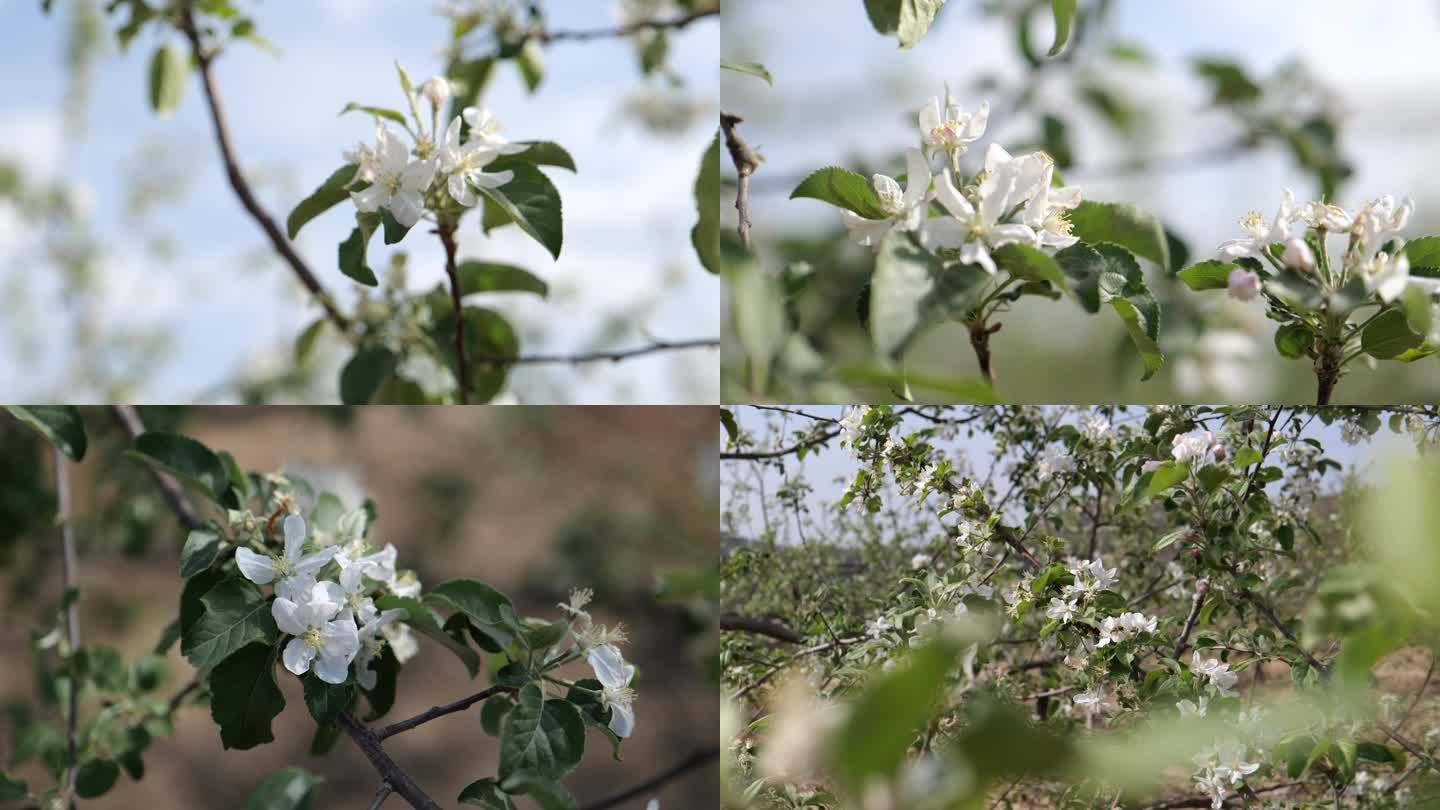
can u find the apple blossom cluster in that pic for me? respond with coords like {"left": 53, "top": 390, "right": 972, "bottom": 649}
{"left": 341, "top": 66, "right": 524, "bottom": 229}
{"left": 1215, "top": 189, "right": 1434, "bottom": 306}
{"left": 841, "top": 87, "right": 1083, "bottom": 275}
{"left": 234, "top": 505, "right": 421, "bottom": 685}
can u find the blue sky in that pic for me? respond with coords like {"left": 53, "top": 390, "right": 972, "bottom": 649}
{"left": 721, "top": 0, "right": 1440, "bottom": 401}
{"left": 0, "top": 0, "right": 719, "bottom": 403}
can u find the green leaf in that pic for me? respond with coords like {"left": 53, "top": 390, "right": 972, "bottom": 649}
{"left": 477, "top": 163, "right": 563, "bottom": 259}
{"left": 380, "top": 208, "right": 412, "bottom": 245}
{"left": 425, "top": 579, "right": 519, "bottom": 648}
{"left": 0, "top": 773, "right": 26, "bottom": 801}
{"left": 863, "top": 0, "right": 947, "bottom": 49}
{"left": 429, "top": 307, "right": 520, "bottom": 403}
{"left": 498, "top": 685, "right": 586, "bottom": 783}
{"left": 729, "top": 259, "right": 786, "bottom": 392}
{"left": 692, "top": 131, "right": 721, "bottom": 274}
{"left": 75, "top": 759, "right": 119, "bottom": 798}
{"left": 4, "top": 406, "right": 87, "bottom": 460}
{"left": 209, "top": 642, "right": 285, "bottom": 750}
{"left": 515, "top": 40, "right": 545, "bottom": 93}
{"left": 482, "top": 694, "right": 514, "bottom": 736}
{"left": 1193, "top": 59, "right": 1262, "bottom": 104}
{"left": 1176, "top": 260, "right": 1238, "bottom": 291}
{"left": 362, "top": 646, "right": 399, "bottom": 721}
{"left": 1059, "top": 242, "right": 1164, "bottom": 378}
{"left": 502, "top": 776, "right": 576, "bottom": 810}
{"left": 447, "top": 57, "right": 497, "bottom": 124}
{"left": 337, "top": 102, "right": 406, "bottom": 125}
{"left": 179, "top": 528, "right": 221, "bottom": 579}
{"left": 374, "top": 595, "right": 480, "bottom": 677}
{"left": 1068, "top": 201, "right": 1171, "bottom": 270}
{"left": 287, "top": 165, "right": 359, "bottom": 240}
{"left": 309, "top": 723, "right": 342, "bottom": 757}
{"left": 1049, "top": 0, "right": 1077, "bottom": 56}
{"left": 456, "top": 261, "right": 549, "bottom": 298}
{"left": 1274, "top": 323, "right": 1314, "bottom": 359}
{"left": 491, "top": 141, "right": 577, "bottom": 173}
{"left": 303, "top": 674, "right": 355, "bottom": 727}
{"left": 339, "top": 345, "right": 399, "bottom": 405}
{"left": 1153, "top": 528, "right": 1188, "bottom": 553}
{"left": 829, "top": 638, "right": 959, "bottom": 792}
{"left": 182, "top": 578, "right": 278, "bottom": 671}
{"left": 242, "top": 767, "right": 320, "bottom": 810}
{"left": 720, "top": 408, "right": 739, "bottom": 444}
{"left": 337, "top": 212, "right": 380, "bottom": 286}
{"left": 790, "top": 166, "right": 890, "bottom": 220}
{"left": 130, "top": 432, "right": 230, "bottom": 505}
{"left": 1403, "top": 235, "right": 1440, "bottom": 268}
{"left": 720, "top": 59, "right": 772, "bottom": 84}
{"left": 835, "top": 367, "right": 1001, "bottom": 404}
{"left": 1145, "top": 461, "right": 1189, "bottom": 498}
{"left": 147, "top": 44, "right": 188, "bottom": 116}
{"left": 459, "top": 778, "right": 516, "bottom": 809}
{"left": 640, "top": 30, "right": 668, "bottom": 74}
{"left": 870, "top": 231, "right": 989, "bottom": 360}
{"left": 1363, "top": 308, "right": 1425, "bottom": 360}
{"left": 993, "top": 242, "right": 1069, "bottom": 293}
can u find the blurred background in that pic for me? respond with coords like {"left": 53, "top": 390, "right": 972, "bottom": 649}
{"left": 0, "top": 0, "right": 718, "bottom": 404}
{"left": 0, "top": 406, "right": 719, "bottom": 808}
{"left": 720, "top": 0, "right": 1440, "bottom": 403}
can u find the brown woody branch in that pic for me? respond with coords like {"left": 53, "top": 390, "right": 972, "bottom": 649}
{"left": 720, "top": 112, "right": 759, "bottom": 248}
{"left": 177, "top": 4, "right": 353, "bottom": 334}
{"left": 375, "top": 684, "right": 514, "bottom": 740}
{"left": 436, "top": 222, "right": 470, "bottom": 403}
{"left": 337, "top": 713, "right": 443, "bottom": 810}
{"left": 721, "top": 428, "right": 841, "bottom": 460}
{"left": 721, "top": 613, "right": 803, "bottom": 644}
{"left": 578, "top": 747, "right": 718, "bottom": 810}
{"left": 539, "top": 8, "right": 718, "bottom": 43}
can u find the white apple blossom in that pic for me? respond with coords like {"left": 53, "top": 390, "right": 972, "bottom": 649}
{"left": 1350, "top": 194, "right": 1413, "bottom": 249}
{"left": 586, "top": 643, "right": 638, "bottom": 738}
{"left": 274, "top": 580, "right": 361, "bottom": 684}
{"left": 1300, "top": 199, "right": 1351, "bottom": 231}
{"left": 437, "top": 114, "right": 516, "bottom": 208}
{"left": 1360, "top": 250, "right": 1440, "bottom": 303}
{"left": 910, "top": 552, "right": 929, "bottom": 570}
{"left": 1096, "top": 616, "right": 1125, "bottom": 647}
{"left": 348, "top": 123, "right": 437, "bottom": 227}
{"left": 1081, "top": 415, "right": 1110, "bottom": 443}
{"left": 236, "top": 513, "right": 339, "bottom": 602}
{"left": 353, "top": 608, "right": 407, "bottom": 689}
{"left": 1171, "top": 431, "right": 1215, "bottom": 464}
{"left": 418, "top": 76, "right": 450, "bottom": 110}
{"left": 921, "top": 166, "right": 1037, "bottom": 275}
{"left": 918, "top": 89, "right": 988, "bottom": 168}
{"left": 1281, "top": 236, "right": 1314, "bottom": 272}
{"left": 1046, "top": 597, "right": 1077, "bottom": 623}
{"left": 1176, "top": 696, "right": 1209, "bottom": 718}
{"left": 1212, "top": 742, "right": 1260, "bottom": 785}
{"left": 1035, "top": 446, "right": 1073, "bottom": 480}
{"left": 1218, "top": 190, "right": 1297, "bottom": 260}
{"left": 1117, "top": 611, "right": 1157, "bottom": 634}
{"left": 1072, "top": 686, "right": 1113, "bottom": 719}
{"left": 842, "top": 149, "right": 932, "bottom": 249}
{"left": 1191, "top": 651, "right": 1239, "bottom": 697}
{"left": 839, "top": 408, "right": 865, "bottom": 447}
{"left": 1193, "top": 769, "right": 1228, "bottom": 809}
{"left": 382, "top": 622, "right": 420, "bottom": 664}
{"left": 337, "top": 563, "right": 380, "bottom": 625}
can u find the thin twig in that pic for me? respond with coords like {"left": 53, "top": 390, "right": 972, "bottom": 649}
{"left": 577, "top": 747, "right": 718, "bottom": 810}
{"left": 720, "top": 112, "right": 759, "bottom": 248}
{"left": 109, "top": 406, "right": 204, "bottom": 530}
{"left": 437, "top": 223, "right": 470, "bottom": 403}
{"left": 481, "top": 338, "right": 719, "bottom": 366}
{"left": 177, "top": 4, "right": 352, "bottom": 334}
{"left": 375, "top": 684, "right": 514, "bottom": 740}
{"left": 54, "top": 447, "right": 79, "bottom": 810}
{"left": 733, "top": 637, "right": 864, "bottom": 700}
{"left": 1173, "top": 579, "right": 1210, "bottom": 658}
{"left": 538, "top": 8, "right": 717, "bottom": 43}
{"left": 367, "top": 782, "right": 394, "bottom": 810}
{"left": 721, "top": 428, "right": 840, "bottom": 460}
{"left": 336, "top": 712, "right": 443, "bottom": 810}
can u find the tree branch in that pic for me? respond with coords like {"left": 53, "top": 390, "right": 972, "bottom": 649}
{"left": 484, "top": 338, "right": 719, "bottom": 367}
{"left": 720, "top": 428, "right": 840, "bottom": 460}
{"left": 1173, "top": 579, "right": 1210, "bottom": 657}
{"left": 437, "top": 223, "right": 470, "bottom": 403}
{"left": 375, "top": 684, "right": 514, "bottom": 741}
{"left": 720, "top": 613, "right": 803, "bottom": 644}
{"left": 177, "top": 4, "right": 352, "bottom": 334}
{"left": 539, "top": 8, "right": 718, "bottom": 43}
{"left": 577, "top": 747, "right": 718, "bottom": 810}
{"left": 53, "top": 446, "right": 79, "bottom": 810}
{"left": 720, "top": 112, "right": 759, "bottom": 248}
{"left": 336, "top": 712, "right": 443, "bottom": 810}
{"left": 109, "top": 406, "right": 204, "bottom": 531}
{"left": 367, "top": 782, "right": 393, "bottom": 810}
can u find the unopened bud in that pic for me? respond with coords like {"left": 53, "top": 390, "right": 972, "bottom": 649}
{"left": 1212, "top": 445, "right": 1227, "bottom": 462}
{"left": 1282, "top": 237, "right": 1314, "bottom": 272}
{"left": 1226, "top": 268, "right": 1260, "bottom": 301}
{"left": 419, "top": 76, "right": 451, "bottom": 110}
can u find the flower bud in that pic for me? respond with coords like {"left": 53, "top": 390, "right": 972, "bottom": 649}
{"left": 1282, "top": 237, "right": 1314, "bottom": 272}
{"left": 419, "top": 76, "right": 450, "bottom": 110}
{"left": 1212, "top": 444, "right": 1227, "bottom": 461}
{"left": 1226, "top": 268, "right": 1260, "bottom": 301}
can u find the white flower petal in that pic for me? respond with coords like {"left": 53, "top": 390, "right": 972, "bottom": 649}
{"left": 608, "top": 703, "right": 635, "bottom": 738}
{"left": 587, "top": 644, "right": 632, "bottom": 688}
{"left": 272, "top": 597, "right": 309, "bottom": 636}
{"left": 235, "top": 547, "right": 276, "bottom": 585}
{"left": 283, "top": 513, "right": 308, "bottom": 562}
{"left": 283, "top": 638, "right": 315, "bottom": 676}
{"left": 313, "top": 653, "right": 351, "bottom": 685}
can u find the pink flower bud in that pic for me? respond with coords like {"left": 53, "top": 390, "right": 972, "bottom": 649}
{"left": 1282, "top": 237, "right": 1314, "bottom": 272}
{"left": 1226, "top": 268, "right": 1260, "bottom": 301}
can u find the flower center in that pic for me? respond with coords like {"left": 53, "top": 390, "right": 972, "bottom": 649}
{"left": 930, "top": 123, "right": 959, "bottom": 146}
{"left": 602, "top": 685, "right": 636, "bottom": 709}
{"left": 1240, "top": 211, "right": 1264, "bottom": 235}
{"left": 272, "top": 556, "right": 295, "bottom": 578}
{"left": 876, "top": 185, "right": 904, "bottom": 215}
{"left": 303, "top": 627, "right": 324, "bottom": 649}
